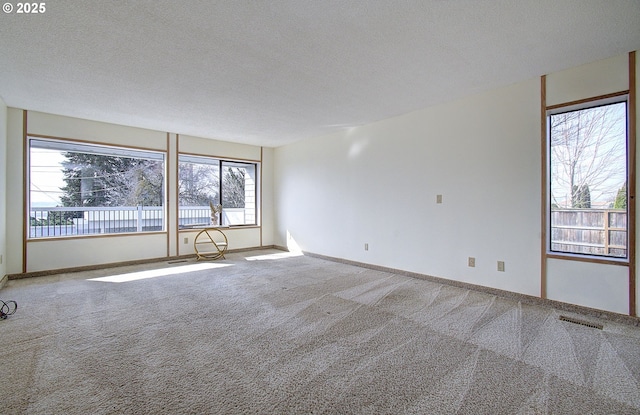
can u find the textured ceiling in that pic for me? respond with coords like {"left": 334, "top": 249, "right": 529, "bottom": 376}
{"left": 1, "top": 1, "right": 639, "bottom": 147}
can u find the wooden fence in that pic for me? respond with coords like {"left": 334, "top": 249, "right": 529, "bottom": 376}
{"left": 550, "top": 209, "right": 627, "bottom": 258}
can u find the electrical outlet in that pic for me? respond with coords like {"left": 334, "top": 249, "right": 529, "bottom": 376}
{"left": 468, "top": 257, "right": 475, "bottom": 267}
{"left": 183, "top": 237, "right": 189, "bottom": 244}
{"left": 364, "top": 243, "right": 369, "bottom": 251}
{"left": 436, "top": 194, "right": 443, "bottom": 204}
{"left": 0, "top": 254, "right": 2, "bottom": 264}
{"left": 497, "top": 261, "right": 505, "bottom": 272}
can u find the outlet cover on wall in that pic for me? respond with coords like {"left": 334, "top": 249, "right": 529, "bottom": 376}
{"left": 468, "top": 257, "right": 475, "bottom": 267}
{"left": 436, "top": 194, "right": 443, "bottom": 204}
{"left": 497, "top": 261, "right": 505, "bottom": 272}
{"left": 184, "top": 237, "right": 189, "bottom": 244}
{"left": 364, "top": 243, "right": 369, "bottom": 251}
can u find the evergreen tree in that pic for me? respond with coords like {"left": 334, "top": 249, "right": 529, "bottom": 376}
{"left": 60, "top": 152, "right": 163, "bottom": 207}
{"left": 571, "top": 184, "right": 591, "bottom": 208}
{"left": 614, "top": 183, "right": 627, "bottom": 209}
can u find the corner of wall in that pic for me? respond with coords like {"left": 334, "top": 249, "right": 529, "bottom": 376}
{"left": 260, "top": 146, "right": 275, "bottom": 246}
{"left": 4, "top": 107, "right": 24, "bottom": 275}
{"left": 0, "top": 96, "right": 7, "bottom": 282}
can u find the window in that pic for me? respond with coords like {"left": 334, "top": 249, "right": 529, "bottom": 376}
{"left": 178, "top": 155, "right": 257, "bottom": 227}
{"left": 548, "top": 100, "right": 628, "bottom": 258}
{"left": 29, "top": 138, "right": 165, "bottom": 238}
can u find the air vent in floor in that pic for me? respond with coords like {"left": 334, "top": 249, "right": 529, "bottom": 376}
{"left": 559, "top": 315, "right": 603, "bottom": 330}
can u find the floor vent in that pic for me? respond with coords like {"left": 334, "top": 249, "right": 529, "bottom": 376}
{"left": 559, "top": 315, "right": 603, "bottom": 330}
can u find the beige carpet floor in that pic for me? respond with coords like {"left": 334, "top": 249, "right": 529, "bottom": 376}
{"left": 0, "top": 249, "right": 639, "bottom": 414}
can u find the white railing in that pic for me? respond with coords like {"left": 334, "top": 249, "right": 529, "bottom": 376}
{"left": 177, "top": 207, "right": 250, "bottom": 228}
{"left": 29, "top": 206, "right": 253, "bottom": 238}
{"left": 30, "top": 206, "right": 165, "bottom": 238}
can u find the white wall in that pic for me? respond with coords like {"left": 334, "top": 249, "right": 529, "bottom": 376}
{"left": 0, "top": 96, "right": 7, "bottom": 280}
{"left": 5, "top": 111, "right": 272, "bottom": 273}
{"left": 547, "top": 258, "right": 628, "bottom": 314}
{"left": 546, "top": 54, "right": 628, "bottom": 107}
{"left": 179, "top": 134, "right": 260, "bottom": 161}
{"left": 274, "top": 52, "right": 638, "bottom": 314}
{"left": 275, "top": 77, "right": 541, "bottom": 297}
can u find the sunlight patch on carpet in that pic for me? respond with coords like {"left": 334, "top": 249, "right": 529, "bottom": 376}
{"left": 245, "top": 251, "right": 304, "bottom": 261}
{"left": 87, "top": 262, "right": 232, "bottom": 283}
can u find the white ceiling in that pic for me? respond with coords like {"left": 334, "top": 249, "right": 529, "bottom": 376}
{"left": 1, "top": 1, "right": 639, "bottom": 147}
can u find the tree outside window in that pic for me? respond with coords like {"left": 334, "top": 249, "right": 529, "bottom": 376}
{"left": 29, "top": 139, "right": 165, "bottom": 237}
{"left": 178, "top": 155, "right": 257, "bottom": 226}
{"left": 549, "top": 101, "right": 628, "bottom": 258}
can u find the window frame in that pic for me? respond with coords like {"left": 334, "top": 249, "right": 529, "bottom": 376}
{"left": 545, "top": 95, "right": 630, "bottom": 264}
{"left": 27, "top": 136, "right": 167, "bottom": 239}
{"left": 178, "top": 153, "right": 259, "bottom": 228}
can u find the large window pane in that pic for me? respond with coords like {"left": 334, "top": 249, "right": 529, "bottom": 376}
{"left": 549, "top": 101, "right": 627, "bottom": 258}
{"left": 178, "top": 156, "right": 257, "bottom": 227}
{"left": 222, "top": 161, "right": 256, "bottom": 226}
{"left": 178, "top": 155, "right": 221, "bottom": 227}
{"left": 29, "top": 138, "right": 165, "bottom": 238}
